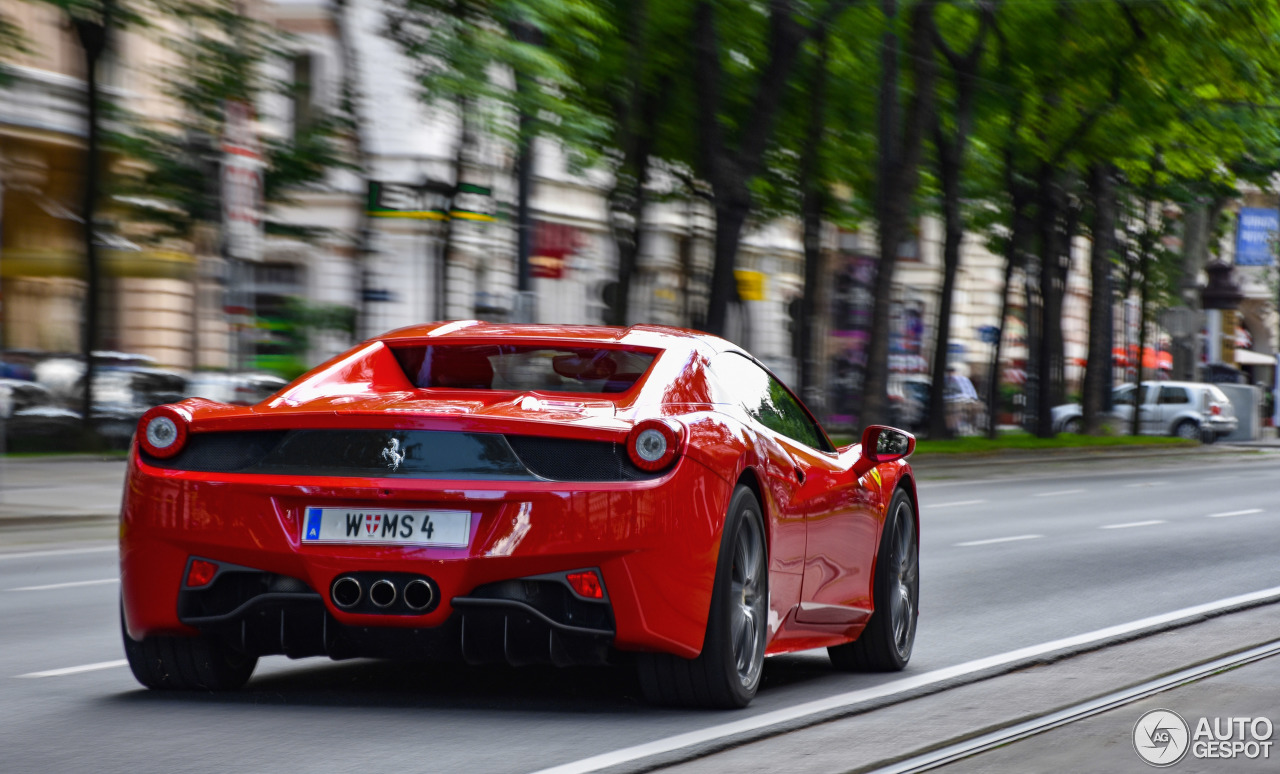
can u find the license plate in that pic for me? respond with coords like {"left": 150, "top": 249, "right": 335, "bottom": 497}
{"left": 301, "top": 507, "right": 471, "bottom": 547}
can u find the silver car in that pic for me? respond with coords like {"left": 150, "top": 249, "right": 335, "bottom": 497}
{"left": 1052, "top": 381, "right": 1237, "bottom": 440}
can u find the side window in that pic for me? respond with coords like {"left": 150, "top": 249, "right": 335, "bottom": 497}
{"left": 1113, "top": 387, "right": 1135, "bottom": 406}
{"left": 1158, "top": 386, "right": 1189, "bottom": 405}
{"left": 711, "top": 354, "right": 830, "bottom": 451}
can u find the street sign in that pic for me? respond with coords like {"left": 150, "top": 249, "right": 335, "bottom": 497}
{"left": 1234, "top": 207, "right": 1278, "bottom": 266}
{"left": 366, "top": 181, "right": 494, "bottom": 221}
{"left": 222, "top": 101, "right": 264, "bottom": 262}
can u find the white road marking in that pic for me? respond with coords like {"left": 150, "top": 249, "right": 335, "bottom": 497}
{"left": 1101, "top": 520, "right": 1166, "bottom": 530}
{"left": 955, "top": 535, "right": 1042, "bottom": 547}
{"left": 9, "top": 578, "right": 118, "bottom": 592}
{"left": 529, "top": 585, "right": 1280, "bottom": 774}
{"left": 1207, "top": 508, "right": 1263, "bottom": 519}
{"left": 1203, "top": 475, "right": 1240, "bottom": 482}
{"left": 17, "top": 660, "right": 128, "bottom": 678}
{"left": 0, "top": 545, "right": 115, "bottom": 561}
{"left": 1124, "top": 482, "right": 1157, "bottom": 488}
{"left": 930, "top": 500, "right": 987, "bottom": 509}
{"left": 1034, "top": 489, "right": 1085, "bottom": 497}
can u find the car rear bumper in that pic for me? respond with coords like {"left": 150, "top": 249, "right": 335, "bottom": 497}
{"left": 119, "top": 449, "right": 731, "bottom": 660}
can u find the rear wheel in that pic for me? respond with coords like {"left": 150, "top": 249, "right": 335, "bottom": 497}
{"left": 121, "top": 603, "right": 257, "bottom": 690}
{"left": 829, "top": 489, "right": 918, "bottom": 672}
{"left": 638, "top": 486, "right": 768, "bottom": 708}
{"left": 1061, "top": 417, "right": 1083, "bottom": 434}
{"left": 1174, "top": 419, "right": 1200, "bottom": 441}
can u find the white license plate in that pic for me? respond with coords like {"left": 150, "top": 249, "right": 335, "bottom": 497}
{"left": 301, "top": 507, "right": 471, "bottom": 547}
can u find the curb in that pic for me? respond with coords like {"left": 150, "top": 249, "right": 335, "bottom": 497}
{"left": 909, "top": 443, "right": 1263, "bottom": 472}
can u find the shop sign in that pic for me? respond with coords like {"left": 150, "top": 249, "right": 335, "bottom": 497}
{"left": 734, "top": 270, "right": 766, "bottom": 301}
{"left": 531, "top": 221, "right": 582, "bottom": 279}
{"left": 1235, "top": 207, "right": 1278, "bottom": 266}
{"left": 367, "top": 181, "right": 495, "bottom": 222}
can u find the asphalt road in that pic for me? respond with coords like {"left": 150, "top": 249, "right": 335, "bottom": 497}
{"left": 3, "top": 451, "right": 1280, "bottom": 773}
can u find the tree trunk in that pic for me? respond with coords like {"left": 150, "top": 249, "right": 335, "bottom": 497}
{"left": 1033, "top": 165, "right": 1064, "bottom": 437}
{"left": 694, "top": 0, "right": 817, "bottom": 337}
{"left": 926, "top": 140, "right": 962, "bottom": 440}
{"left": 985, "top": 198, "right": 1027, "bottom": 440}
{"left": 1130, "top": 193, "right": 1157, "bottom": 437}
{"left": 797, "top": 30, "right": 830, "bottom": 400}
{"left": 1083, "top": 163, "right": 1116, "bottom": 434}
{"left": 863, "top": 0, "right": 937, "bottom": 428}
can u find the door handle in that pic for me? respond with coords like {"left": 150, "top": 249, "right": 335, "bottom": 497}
{"left": 792, "top": 465, "right": 805, "bottom": 484}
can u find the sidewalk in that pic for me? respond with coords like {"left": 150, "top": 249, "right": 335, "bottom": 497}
{"left": 656, "top": 603, "right": 1280, "bottom": 774}
{"left": 935, "top": 650, "right": 1280, "bottom": 773}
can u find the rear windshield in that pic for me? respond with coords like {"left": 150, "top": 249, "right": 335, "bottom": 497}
{"left": 390, "top": 345, "right": 657, "bottom": 394}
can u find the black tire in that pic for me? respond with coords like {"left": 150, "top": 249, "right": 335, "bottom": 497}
{"left": 829, "top": 488, "right": 918, "bottom": 672}
{"left": 1174, "top": 419, "right": 1200, "bottom": 442}
{"left": 1061, "top": 417, "right": 1083, "bottom": 434}
{"left": 121, "top": 603, "right": 257, "bottom": 690}
{"left": 637, "top": 486, "right": 768, "bottom": 709}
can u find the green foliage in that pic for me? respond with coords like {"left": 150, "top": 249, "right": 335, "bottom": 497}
{"left": 386, "top": 0, "right": 611, "bottom": 168}
{"left": 106, "top": 0, "right": 349, "bottom": 246}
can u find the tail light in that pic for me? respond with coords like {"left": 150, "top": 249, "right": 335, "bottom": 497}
{"left": 138, "top": 406, "right": 190, "bottom": 458}
{"left": 185, "top": 558, "right": 218, "bottom": 588}
{"left": 1211, "top": 404, "right": 1222, "bottom": 416}
{"left": 626, "top": 419, "right": 682, "bottom": 472}
{"left": 566, "top": 570, "right": 604, "bottom": 599}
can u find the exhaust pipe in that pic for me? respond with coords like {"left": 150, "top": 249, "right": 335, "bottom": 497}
{"left": 369, "top": 579, "right": 397, "bottom": 608}
{"left": 403, "top": 579, "right": 435, "bottom": 611}
{"left": 331, "top": 576, "right": 362, "bottom": 608}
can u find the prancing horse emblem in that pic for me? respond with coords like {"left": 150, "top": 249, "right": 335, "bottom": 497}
{"left": 380, "top": 437, "right": 406, "bottom": 472}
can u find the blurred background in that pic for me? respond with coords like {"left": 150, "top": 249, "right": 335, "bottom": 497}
{"left": 2, "top": 0, "right": 1280, "bottom": 451}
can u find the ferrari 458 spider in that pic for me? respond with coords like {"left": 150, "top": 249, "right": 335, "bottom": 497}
{"left": 120, "top": 322, "right": 919, "bottom": 708}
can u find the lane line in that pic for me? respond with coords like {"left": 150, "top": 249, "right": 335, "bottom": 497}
{"left": 929, "top": 500, "right": 987, "bottom": 509}
{"left": 1033, "top": 489, "right": 1085, "bottom": 497}
{"left": 528, "top": 585, "right": 1280, "bottom": 774}
{"left": 1123, "top": 482, "right": 1158, "bottom": 488}
{"left": 0, "top": 545, "right": 115, "bottom": 561}
{"left": 9, "top": 578, "right": 118, "bottom": 592}
{"left": 17, "top": 660, "right": 127, "bottom": 679}
{"left": 955, "top": 535, "right": 1042, "bottom": 547}
{"left": 1207, "top": 508, "right": 1263, "bottom": 519}
{"left": 1100, "top": 520, "right": 1166, "bottom": 530}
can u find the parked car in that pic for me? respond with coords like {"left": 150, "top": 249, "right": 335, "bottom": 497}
{"left": 0, "top": 379, "right": 81, "bottom": 446}
{"left": 1052, "top": 381, "right": 1237, "bottom": 440}
{"left": 185, "top": 372, "right": 288, "bottom": 406}
{"left": 120, "top": 323, "right": 920, "bottom": 708}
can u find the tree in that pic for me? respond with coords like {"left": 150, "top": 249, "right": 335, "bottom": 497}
{"left": 692, "top": 0, "right": 854, "bottom": 337}
{"left": 859, "top": 0, "right": 937, "bottom": 427}
{"left": 387, "top": 0, "right": 610, "bottom": 321}
{"left": 924, "top": 0, "right": 994, "bottom": 440}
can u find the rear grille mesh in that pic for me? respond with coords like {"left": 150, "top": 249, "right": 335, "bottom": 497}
{"left": 142, "top": 429, "right": 662, "bottom": 482}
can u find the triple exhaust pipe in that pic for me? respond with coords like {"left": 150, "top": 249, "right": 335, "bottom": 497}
{"left": 331, "top": 575, "right": 435, "bottom": 612}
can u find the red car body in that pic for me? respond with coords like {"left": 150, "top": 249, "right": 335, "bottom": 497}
{"left": 120, "top": 322, "right": 917, "bottom": 703}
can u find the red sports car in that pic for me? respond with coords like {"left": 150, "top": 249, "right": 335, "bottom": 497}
{"left": 120, "top": 322, "right": 919, "bottom": 708}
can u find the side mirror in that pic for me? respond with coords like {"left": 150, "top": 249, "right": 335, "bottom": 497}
{"left": 852, "top": 425, "right": 915, "bottom": 478}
